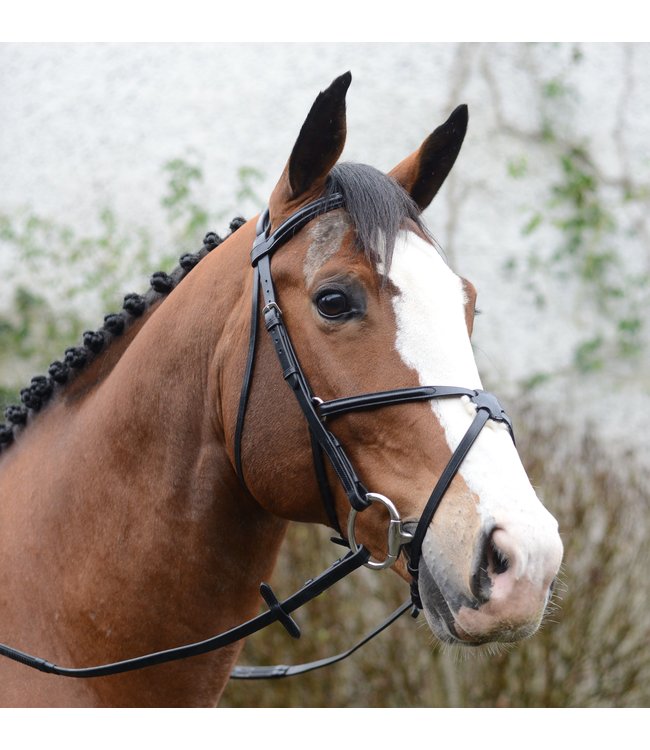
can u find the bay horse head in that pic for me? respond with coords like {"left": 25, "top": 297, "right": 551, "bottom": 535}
{"left": 233, "top": 72, "right": 563, "bottom": 646}
{"left": 0, "top": 72, "right": 563, "bottom": 706}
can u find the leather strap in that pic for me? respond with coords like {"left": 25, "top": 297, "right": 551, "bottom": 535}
{"left": 0, "top": 546, "right": 371, "bottom": 678}
{"left": 250, "top": 203, "right": 371, "bottom": 513}
{"left": 234, "top": 264, "right": 261, "bottom": 486}
{"left": 250, "top": 195, "right": 345, "bottom": 266}
{"left": 310, "top": 430, "right": 342, "bottom": 534}
{"left": 230, "top": 599, "right": 414, "bottom": 680}
{"left": 407, "top": 393, "right": 515, "bottom": 608}
{"left": 319, "top": 386, "right": 476, "bottom": 419}
{"left": 407, "top": 410, "right": 490, "bottom": 586}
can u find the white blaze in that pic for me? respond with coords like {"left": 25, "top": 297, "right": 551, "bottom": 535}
{"left": 388, "top": 231, "right": 561, "bottom": 587}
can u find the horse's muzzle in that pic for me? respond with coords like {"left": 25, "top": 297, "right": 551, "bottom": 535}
{"left": 417, "top": 521, "right": 562, "bottom": 645}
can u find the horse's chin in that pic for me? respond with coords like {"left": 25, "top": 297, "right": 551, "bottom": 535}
{"left": 420, "top": 602, "right": 469, "bottom": 645}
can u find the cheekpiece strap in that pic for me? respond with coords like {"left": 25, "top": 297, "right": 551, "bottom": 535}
{"left": 247, "top": 194, "right": 370, "bottom": 513}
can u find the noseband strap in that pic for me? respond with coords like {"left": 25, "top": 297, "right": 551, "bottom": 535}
{"left": 319, "top": 386, "right": 474, "bottom": 418}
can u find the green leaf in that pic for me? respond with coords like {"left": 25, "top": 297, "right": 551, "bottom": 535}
{"left": 523, "top": 213, "right": 543, "bottom": 236}
{"left": 574, "top": 336, "right": 604, "bottom": 373}
{"left": 507, "top": 157, "right": 528, "bottom": 179}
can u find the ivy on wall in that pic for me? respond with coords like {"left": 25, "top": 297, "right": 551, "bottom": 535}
{"left": 498, "top": 44, "right": 649, "bottom": 387}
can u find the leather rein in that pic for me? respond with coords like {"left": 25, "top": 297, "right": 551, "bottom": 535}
{"left": 0, "top": 194, "right": 513, "bottom": 680}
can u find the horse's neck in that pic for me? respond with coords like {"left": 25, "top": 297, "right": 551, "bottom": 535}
{"left": 0, "top": 236, "right": 288, "bottom": 706}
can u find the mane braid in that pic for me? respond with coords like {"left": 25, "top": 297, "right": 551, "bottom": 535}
{"left": 0, "top": 217, "right": 247, "bottom": 454}
{"left": 324, "top": 162, "right": 427, "bottom": 271}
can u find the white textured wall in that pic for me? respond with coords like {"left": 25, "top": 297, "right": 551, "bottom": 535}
{"left": 1, "top": 43, "right": 649, "bottom": 460}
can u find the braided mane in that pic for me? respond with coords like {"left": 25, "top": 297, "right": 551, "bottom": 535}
{"left": 0, "top": 218, "right": 246, "bottom": 454}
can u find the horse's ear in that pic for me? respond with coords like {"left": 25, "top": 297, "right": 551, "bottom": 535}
{"left": 269, "top": 72, "right": 351, "bottom": 217}
{"left": 389, "top": 104, "right": 468, "bottom": 211}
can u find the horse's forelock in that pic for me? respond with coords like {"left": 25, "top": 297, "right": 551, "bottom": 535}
{"left": 325, "top": 162, "right": 428, "bottom": 272}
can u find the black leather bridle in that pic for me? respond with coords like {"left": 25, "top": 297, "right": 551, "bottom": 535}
{"left": 0, "top": 193, "right": 514, "bottom": 680}
{"left": 236, "top": 194, "right": 515, "bottom": 608}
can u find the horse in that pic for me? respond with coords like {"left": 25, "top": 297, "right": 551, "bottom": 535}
{"left": 0, "top": 72, "right": 563, "bottom": 707}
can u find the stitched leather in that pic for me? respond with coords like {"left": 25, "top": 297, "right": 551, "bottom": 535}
{"left": 250, "top": 195, "right": 345, "bottom": 266}
{"left": 231, "top": 599, "right": 413, "bottom": 680}
{"left": 318, "top": 386, "right": 477, "bottom": 418}
{"left": 234, "top": 264, "right": 261, "bottom": 486}
{"left": 252, "top": 228, "right": 371, "bottom": 512}
{"left": 406, "top": 409, "right": 490, "bottom": 608}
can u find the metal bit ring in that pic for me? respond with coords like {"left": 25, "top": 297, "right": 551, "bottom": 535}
{"left": 347, "top": 492, "right": 414, "bottom": 570}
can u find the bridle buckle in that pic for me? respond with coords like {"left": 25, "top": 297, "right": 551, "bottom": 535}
{"left": 262, "top": 301, "right": 283, "bottom": 331}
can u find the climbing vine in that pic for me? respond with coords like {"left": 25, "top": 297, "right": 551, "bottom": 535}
{"left": 501, "top": 44, "right": 649, "bottom": 386}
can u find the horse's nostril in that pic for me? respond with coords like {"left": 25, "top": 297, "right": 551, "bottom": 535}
{"left": 488, "top": 536, "right": 510, "bottom": 576}
{"left": 470, "top": 529, "right": 511, "bottom": 603}
{"left": 469, "top": 532, "right": 490, "bottom": 603}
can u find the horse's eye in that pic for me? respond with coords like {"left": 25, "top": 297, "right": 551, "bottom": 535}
{"left": 316, "top": 290, "right": 351, "bottom": 319}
